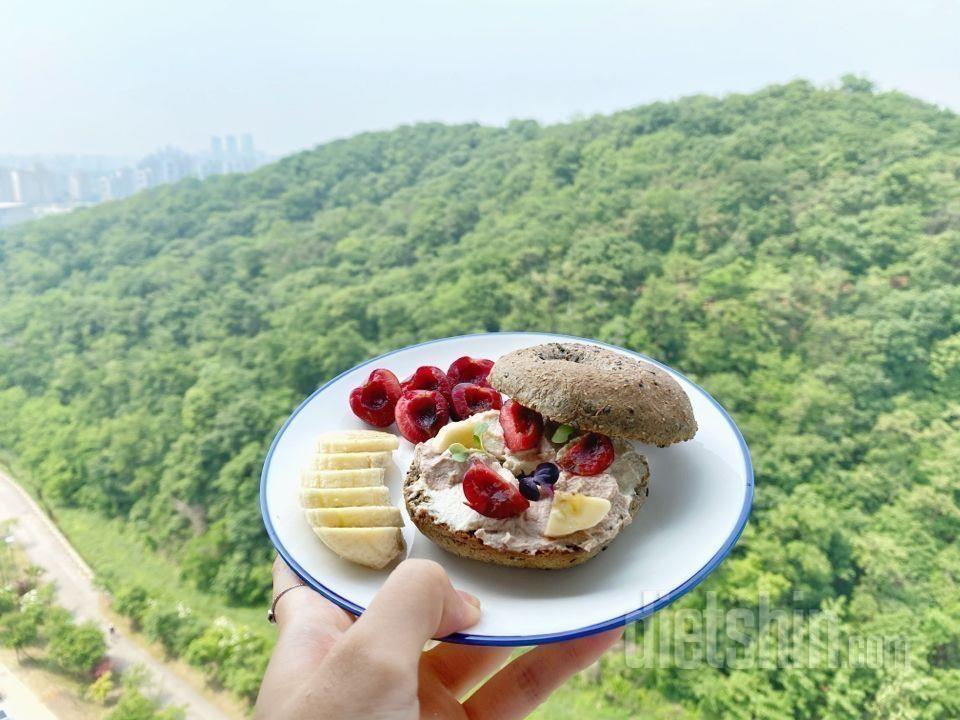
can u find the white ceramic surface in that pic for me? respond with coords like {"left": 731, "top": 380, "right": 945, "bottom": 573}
{"left": 261, "top": 332, "right": 753, "bottom": 645}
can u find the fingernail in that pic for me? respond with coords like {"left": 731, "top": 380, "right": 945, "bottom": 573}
{"left": 456, "top": 589, "right": 481, "bottom": 625}
{"left": 462, "top": 603, "right": 481, "bottom": 627}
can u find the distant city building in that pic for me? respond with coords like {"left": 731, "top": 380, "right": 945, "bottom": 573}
{"left": 0, "top": 135, "right": 270, "bottom": 227}
{"left": 68, "top": 170, "right": 95, "bottom": 202}
{"left": 0, "top": 169, "right": 18, "bottom": 202}
{"left": 139, "top": 146, "right": 196, "bottom": 186}
{"left": 225, "top": 134, "right": 239, "bottom": 171}
{"left": 134, "top": 168, "right": 151, "bottom": 193}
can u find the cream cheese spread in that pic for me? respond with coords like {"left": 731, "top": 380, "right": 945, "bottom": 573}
{"left": 408, "top": 410, "right": 649, "bottom": 554}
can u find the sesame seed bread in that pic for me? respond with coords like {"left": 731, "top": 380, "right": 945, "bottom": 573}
{"left": 488, "top": 342, "right": 697, "bottom": 447}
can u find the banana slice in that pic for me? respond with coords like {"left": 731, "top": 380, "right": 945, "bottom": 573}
{"left": 299, "top": 486, "right": 391, "bottom": 508}
{"left": 305, "top": 506, "right": 403, "bottom": 528}
{"left": 544, "top": 492, "right": 612, "bottom": 537}
{"left": 432, "top": 416, "right": 485, "bottom": 453}
{"left": 301, "top": 468, "right": 385, "bottom": 489}
{"left": 314, "top": 527, "right": 404, "bottom": 569}
{"left": 316, "top": 430, "right": 400, "bottom": 454}
{"left": 302, "top": 428, "right": 405, "bottom": 569}
{"left": 313, "top": 452, "right": 392, "bottom": 470}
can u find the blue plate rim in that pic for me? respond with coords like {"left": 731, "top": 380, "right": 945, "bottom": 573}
{"left": 260, "top": 331, "right": 754, "bottom": 646}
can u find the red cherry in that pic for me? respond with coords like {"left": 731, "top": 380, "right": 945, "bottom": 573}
{"left": 401, "top": 366, "right": 453, "bottom": 404}
{"left": 394, "top": 390, "right": 450, "bottom": 443}
{"left": 450, "top": 383, "right": 503, "bottom": 419}
{"left": 462, "top": 458, "right": 529, "bottom": 519}
{"left": 447, "top": 356, "right": 495, "bottom": 387}
{"left": 348, "top": 369, "right": 402, "bottom": 427}
{"left": 557, "top": 432, "right": 615, "bottom": 476}
{"left": 499, "top": 400, "right": 544, "bottom": 452}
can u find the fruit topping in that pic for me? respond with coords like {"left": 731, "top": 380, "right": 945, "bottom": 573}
{"left": 499, "top": 399, "right": 544, "bottom": 451}
{"left": 544, "top": 492, "right": 612, "bottom": 537}
{"left": 557, "top": 432, "right": 615, "bottom": 476}
{"left": 348, "top": 369, "right": 403, "bottom": 427}
{"left": 432, "top": 415, "right": 488, "bottom": 453}
{"left": 451, "top": 382, "right": 503, "bottom": 419}
{"left": 447, "top": 356, "right": 495, "bottom": 387}
{"left": 394, "top": 389, "right": 450, "bottom": 443}
{"left": 518, "top": 475, "right": 542, "bottom": 501}
{"left": 532, "top": 461, "right": 560, "bottom": 485}
{"left": 401, "top": 366, "right": 453, "bottom": 403}
{"left": 462, "top": 458, "right": 530, "bottom": 519}
{"left": 517, "top": 462, "right": 560, "bottom": 501}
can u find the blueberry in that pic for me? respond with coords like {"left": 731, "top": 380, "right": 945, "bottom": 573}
{"left": 518, "top": 475, "right": 541, "bottom": 501}
{"left": 533, "top": 462, "right": 560, "bottom": 485}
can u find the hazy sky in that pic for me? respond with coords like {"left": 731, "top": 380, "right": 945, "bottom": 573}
{"left": 2, "top": 0, "right": 958, "bottom": 158}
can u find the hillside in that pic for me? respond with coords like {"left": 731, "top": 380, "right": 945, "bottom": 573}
{"left": 1, "top": 78, "right": 959, "bottom": 716}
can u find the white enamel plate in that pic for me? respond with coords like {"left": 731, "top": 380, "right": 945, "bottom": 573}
{"left": 261, "top": 332, "right": 753, "bottom": 646}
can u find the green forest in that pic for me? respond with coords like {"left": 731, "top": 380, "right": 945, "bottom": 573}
{"left": 1, "top": 77, "right": 959, "bottom": 717}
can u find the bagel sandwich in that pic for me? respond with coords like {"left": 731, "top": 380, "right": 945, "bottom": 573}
{"left": 403, "top": 342, "right": 697, "bottom": 569}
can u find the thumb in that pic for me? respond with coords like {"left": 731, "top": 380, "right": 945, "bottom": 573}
{"left": 343, "top": 559, "right": 481, "bottom": 664}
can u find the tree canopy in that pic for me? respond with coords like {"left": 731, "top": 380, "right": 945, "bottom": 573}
{"left": 1, "top": 79, "right": 959, "bottom": 715}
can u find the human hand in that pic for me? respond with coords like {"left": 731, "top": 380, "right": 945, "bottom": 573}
{"left": 255, "top": 556, "right": 621, "bottom": 720}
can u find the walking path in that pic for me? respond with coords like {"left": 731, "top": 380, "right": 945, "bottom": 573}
{"left": 0, "top": 470, "right": 234, "bottom": 720}
{"left": 0, "top": 661, "right": 59, "bottom": 720}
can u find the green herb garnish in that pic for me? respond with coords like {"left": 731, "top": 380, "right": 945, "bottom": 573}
{"left": 447, "top": 443, "right": 470, "bottom": 462}
{"left": 472, "top": 422, "right": 490, "bottom": 451}
{"left": 551, "top": 423, "right": 576, "bottom": 444}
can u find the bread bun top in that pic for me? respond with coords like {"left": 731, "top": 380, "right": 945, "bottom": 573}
{"left": 488, "top": 342, "right": 697, "bottom": 447}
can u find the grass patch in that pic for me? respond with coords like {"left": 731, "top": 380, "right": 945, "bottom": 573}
{"left": 530, "top": 681, "right": 637, "bottom": 720}
{"left": 50, "top": 507, "right": 272, "bottom": 643}
{"left": 529, "top": 672, "right": 697, "bottom": 720}
{"left": 0, "top": 647, "right": 104, "bottom": 720}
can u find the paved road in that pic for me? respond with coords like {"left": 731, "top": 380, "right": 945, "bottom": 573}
{"left": 0, "top": 470, "right": 235, "bottom": 720}
{"left": 0, "top": 661, "right": 59, "bottom": 720}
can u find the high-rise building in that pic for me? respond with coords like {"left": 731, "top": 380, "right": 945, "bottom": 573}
{"left": 139, "top": 146, "right": 195, "bottom": 186}
{"left": 240, "top": 134, "right": 256, "bottom": 171}
{"left": 224, "top": 135, "right": 239, "bottom": 172}
{"left": 134, "top": 168, "right": 151, "bottom": 192}
{"left": 9, "top": 170, "right": 23, "bottom": 202}
{"left": 112, "top": 167, "right": 136, "bottom": 199}
{"left": 207, "top": 136, "right": 225, "bottom": 175}
{"left": 0, "top": 168, "right": 17, "bottom": 202}
{"left": 0, "top": 138, "right": 266, "bottom": 226}
{"left": 97, "top": 175, "right": 113, "bottom": 202}
{"left": 68, "top": 170, "right": 96, "bottom": 202}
